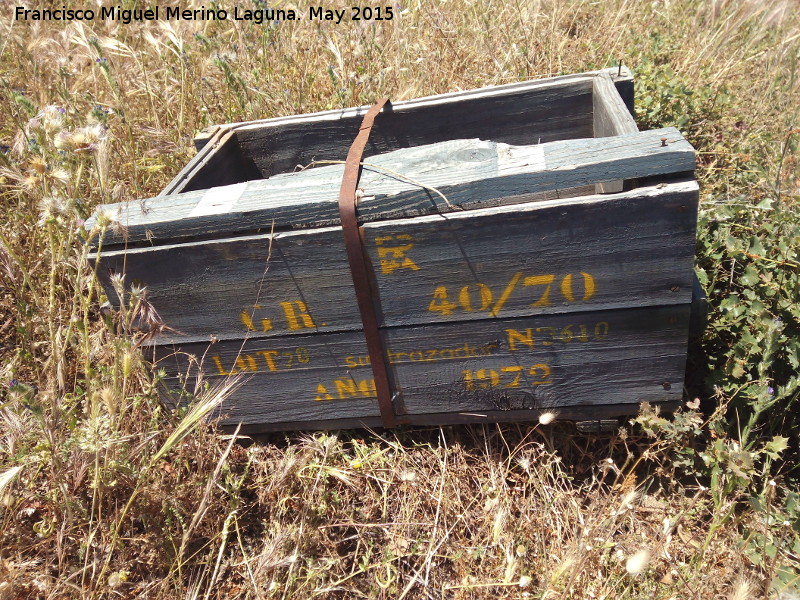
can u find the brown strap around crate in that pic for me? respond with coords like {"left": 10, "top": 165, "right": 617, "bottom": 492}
{"left": 338, "top": 98, "right": 397, "bottom": 428}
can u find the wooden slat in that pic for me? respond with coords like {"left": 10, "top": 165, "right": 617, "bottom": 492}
{"left": 181, "top": 129, "right": 263, "bottom": 190}
{"left": 197, "top": 67, "right": 632, "bottom": 144}
{"left": 244, "top": 80, "right": 592, "bottom": 182}
{"left": 594, "top": 72, "right": 641, "bottom": 194}
{"left": 94, "top": 181, "right": 698, "bottom": 344}
{"left": 594, "top": 72, "right": 639, "bottom": 137}
{"left": 193, "top": 126, "right": 220, "bottom": 151}
{"left": 233, "top": 402, "right": 677, "bottom": 435}
{"left": 87, "top": 129, "right": 694, "bottom": 249}
{"left": 154, "top": 304, "right": 689, "bottom": 429}
{"left": 609, "top": 65, "right": 635, "bottom": 117}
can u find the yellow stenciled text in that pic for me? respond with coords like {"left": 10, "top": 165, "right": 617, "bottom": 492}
{"left": 240, "top": 304, "right": 273, "bottom": 332}
{"left": 211, "top": 346, "right": 310, "bottom": 375}
{"left": 463, "top": 363, "right": 553, "bottom": 390}
{"left": 506, "top": 321, "right": 609, "bottom": 350}
{"left": 374, "top": 234, "right": 420, "bottom": 275}
{"left": 315, "top": 377, "right": 376, "bottom": 401}
{"left": 428, "top": 271, "right": 597, "bottom": 318}
{"left": 342, "top": 341, "right": 501, "bottom": 369}
{"left": 240, "top": 299, "right": 317, "bottom": 333}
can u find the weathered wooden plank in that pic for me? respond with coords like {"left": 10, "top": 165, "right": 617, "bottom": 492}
{"left": 594, "top": 72, "right": 641, "bottom": 194}
{"left": 183, "top": 129, "right": 264, "bottom": 190}
{"left": 154, "top": 304, "right": 689, "bottom": 429}
{"left": 233, "top": 401, "right": 675, "bottom": 435}
{"left": 609, "top": 65, "right": 635, "bottom": 117}
{"left": 248, "top": 82, "right": 593, "bottom": 182}
{"left": 94, "top": 181, "right": 698, "bottom": 344}
{"left": 187, "top": 67, "right": 635, "bottom": 156}
{"left": 594, "top": 72, "right": 639, "bottom": 137}
{"left": 87, "top": 129, "right": 694, "bottom": 248}
{"left": 193, "top": 125, "right": 220, "bottom": 151}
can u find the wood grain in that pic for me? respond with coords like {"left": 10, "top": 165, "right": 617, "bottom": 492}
{"left": 232, "top": 401, "right": 678, "bottom": 435}
{"left": 87, "top": 129, "right": 694, "bottom": 249}
{"left": 93, "top": 181, "right": 698, "bottom": 344}
{"left": 593, "top": 72, "right": 641, "bottom": 194}
{"left": 153, "top": 304, "right": 689, "bottom": 429}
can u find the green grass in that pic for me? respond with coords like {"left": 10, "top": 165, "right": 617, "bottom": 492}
{"left": 1, "top": 0, "right": 799, "bottom": 597}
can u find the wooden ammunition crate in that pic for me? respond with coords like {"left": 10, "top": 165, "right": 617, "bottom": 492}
{"left": 88, "top": 67, "right": 700, "bottom": 432}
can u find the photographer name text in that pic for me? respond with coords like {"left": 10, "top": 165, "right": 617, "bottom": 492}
{"left": 14, "top": 5, "right": 395, "bottom": 25}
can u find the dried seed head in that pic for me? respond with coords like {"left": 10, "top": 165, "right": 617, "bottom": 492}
{"left": 121, "top": 350, "right": 135, "bottom": 378}
{"left": 109, "top": 272, "right": 126, "bottom": 295}
{"left": 727, "top": 576, "right": 755, "bottom": 600}
{"left": 491, "top": 507, "right": 506, "bottom": 544}
{"left": 26, "top": 117, "right": 43, "bottom": 133}
{"left": 128, "top": 283, "right": 145, "bottom": 300}
{"left": 74, "top": 124, "right": 106, "bottom": 153}
{"left": 550, "top": 553, "right": 577, "bottom": 584}
{"left": 30, "top": 157, "right": 47, "bottom": 174}
{"left": 38, "top": 195, "right": 62, "bottom": 215}
{"left": 620, "top": 489, "right": 638, "bottom": 509}
{"left": 38, "top": 196, "right": 67, "bottom": 225}
{"left": 50, "top": 168, "right": 70, "bottom": 186}
{"left": 101, "top": 387, "right": 119, "bottom": 416}
{"left": 54, "top": 124, "right": 107, "bottom": 154}
{"left": 40, "top": 105, "right": 65, "bottom": 134}
{"left": 53, "top": 130, "right": 73, "bottom": 151}
{"left": 94, "top": 209, "right": 117, "bottom": 230}
{"left": 625, "top": 549, "right": 651, "bottom": 575}
{"left": 538, "top": 412, "right": 556, "bottom": 425}
{"left": 107, "top": 570, "right": 129, "bottom": 589}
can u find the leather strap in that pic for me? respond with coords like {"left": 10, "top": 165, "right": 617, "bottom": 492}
{"left": 338, "top": 98, "right": 397, "bottom": 428}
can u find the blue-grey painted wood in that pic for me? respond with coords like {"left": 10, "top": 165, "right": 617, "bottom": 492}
{"left": 594, "top": 72, "right": 639, "bottom": 137}
{"left": 84, "top": 66, "right": 703, "bottom": 432}
{"left": 94, "top": 181, "right": 698, "bottom": 344}
{"left": 593, "top": 72, "right": 641, "bottom": 194}
{"left": 175, "top": 77, "right": 593, "bottom": 194}
{"left": 86, "top": 129, "right": 694, "bottom": 249}
{"left": 231, "top": 402, "right": 675, "bottom": 435}
{"left": 154, "top": 304, "right": 689, "bottom": 428}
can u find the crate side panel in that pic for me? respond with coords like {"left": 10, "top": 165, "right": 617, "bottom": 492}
{"left": 180, "top": 67, "right": 634, "bottom": 177}
{"left": 593, "top": 72, "right": 640, "bottom": 194}
{"left": 177, "top": 130, "right": 262, "bottom": 192}
{"left": 155, "top": 304, "right": 689, "bottom": 427}
{"left": 95, "top": 182, "right": 699, "bottom": 343}
{"left": 233, "top": 402, "right": 669, "bottom": 434}
{"left": 239, "top": 80, "right": 595, "bottom": 182}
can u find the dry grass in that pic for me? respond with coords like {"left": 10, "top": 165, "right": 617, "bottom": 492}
{"left": 1, "top": 0, "right": 799, "bottom": 597}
